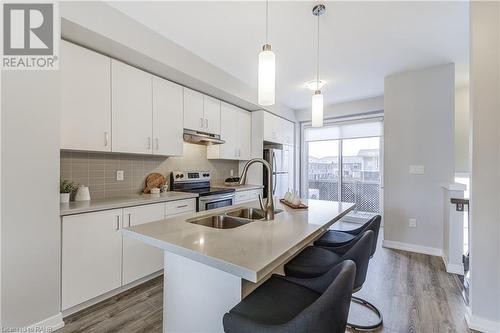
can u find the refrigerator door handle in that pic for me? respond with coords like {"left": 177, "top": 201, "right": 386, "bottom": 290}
{"left": 272, "top": 151, "right": 279, "bottom": 195}
{"left": 273, "top": 172, "right": 277, "bottom": 195}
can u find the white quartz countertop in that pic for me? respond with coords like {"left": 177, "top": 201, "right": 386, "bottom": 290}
{"left": 212, "top": 184, "right": 264, "bottom": 192}
{"left": 122, "top": 199, "right": 355, "bottom": 282}
{"left": 60, "top": 192, "right": 198, "bottom": 216}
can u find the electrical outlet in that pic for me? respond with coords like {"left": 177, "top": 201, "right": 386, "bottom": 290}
{"left": 116, "top": 170, "right": 124, "bottom": 181}
{"left": 230, "top": 169, "right": 234, "bottom": 177}
{"left": 409, "top": 218, "right": 417, "bottom": 228}
{"left": 409, "top": 165, "right": 425, "bottom": 175}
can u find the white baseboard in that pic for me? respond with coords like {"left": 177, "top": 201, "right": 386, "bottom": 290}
{"left": 465, "top": 307, "right": 500, "bottom": 333}
{"left": 62, "top": 270, "right": 163, "bottom": 317}
{"left": 441, "top": 255, "right": 464, "bottom": 275}
{"left": 27, "top": 312, "right": 65, "bottom": 332}
{"left": 382, "top": 240, "right": 443, "bottom": 257}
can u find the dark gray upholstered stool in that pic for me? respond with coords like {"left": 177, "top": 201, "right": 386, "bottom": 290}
{"left": 316, "top": 215, "right": 382, "bottom": 330}
{"left": 285, "top": 230, "right": 382, "bottom": 331}
{"left": 314, "top": 215, "right": 382, "bottom": 257}
{"left": 223, "top": 260, "right": 356, "bottom": 333}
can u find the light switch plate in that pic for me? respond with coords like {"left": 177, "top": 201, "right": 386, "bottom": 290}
{"left": 409, "top": 218, "right": 417, "bottom": 228}
{"left": 116, "top": 170, "right": 124, "bottom": 181}
{"left": 409, "top": 165, "right": 425, "bottom": 175}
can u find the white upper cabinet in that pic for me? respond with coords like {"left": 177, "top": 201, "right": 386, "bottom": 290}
{"left": 283, "top": 120, "right": 294, "bottom": 145}
{"left": 203, "top": 95, "right": 221, "bottom": 135}
{"left": 152, "top": 76, "right": 183, "bottom": 156}
{"left": 112, "top": 60, "right": 153, "bottom": 154}
{"left": 183, "top": 88, "right": 204, "bottom": 132}
{"left": 122, "top": 203, "right": 165, "bottom": 285}
{"left": 237, "top": 108, "right": 251, "bottom": 160}
{"left": 207, "top": 102, "right": 250, "bottom": 160}
{"left": 263, "top": 112, "right": 284, "bottom": 144}
{"left": 183, "top": 88, "right": 221, "bottom": 135}
{"left": 61, "top": 40, "right": 112, "bottom": 152}
{"left": 262, "top": 111, "right": 294, "bottom": 145}
{"left": 209, "top": 102, "right": 237, "bottom": 159}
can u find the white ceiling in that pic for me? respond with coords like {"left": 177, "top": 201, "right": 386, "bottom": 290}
{"left": 108, "top": 1, "right": 469, "bottom": 110}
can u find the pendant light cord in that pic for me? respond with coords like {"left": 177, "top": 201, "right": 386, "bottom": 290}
{"left": 316, "top": 12, "right": 320, "bottom": 91}
{"left": 265, "top": 0, "right": 269, "bottom": 44}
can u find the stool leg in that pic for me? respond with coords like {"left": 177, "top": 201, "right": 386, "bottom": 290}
{"left": 346, "top": 296, "right": 383, "bottom": 331}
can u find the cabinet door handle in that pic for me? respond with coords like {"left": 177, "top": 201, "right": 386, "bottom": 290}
{"left": 104, "top": 132, "right": 109, "bottom": 147}
{"left": 128, "top": 213, "right": 131, "bottom": 227}
{"left": 200, "top": 117, "right": 204, "bottom": 128}
{"left": 205, "top": 119, "right": 209, "bottom": 129}
{"left": 115, "top": 215, "right": 120, "bottom": 230}
{"left": 155, "top": 138, "right": 159, "bottom": 151}
{"left": 176, "top": 204, "right": 188, "bottom": 208}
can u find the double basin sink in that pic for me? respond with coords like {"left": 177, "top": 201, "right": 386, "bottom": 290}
{"left": 187, "top": 207, "right": 283, "bottom": 229}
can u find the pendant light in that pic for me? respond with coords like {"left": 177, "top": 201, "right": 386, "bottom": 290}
{"left": 258, "top": 0, "right": 275, "bottom": 106}
{"left": 311, "top": 4, "right": 325, "bottom": 127}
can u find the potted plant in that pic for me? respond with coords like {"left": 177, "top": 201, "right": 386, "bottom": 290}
{"left": 60, "top": 180, "right": 78, "bottom": 203}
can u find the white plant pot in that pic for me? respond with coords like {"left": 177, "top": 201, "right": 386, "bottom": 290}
{"left": 60, "top": 192, "right": 70, "bottom": 203}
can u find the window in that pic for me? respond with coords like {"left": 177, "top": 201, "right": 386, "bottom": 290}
{"left": 302, "top": 118, "right": 383, "bottom": 219}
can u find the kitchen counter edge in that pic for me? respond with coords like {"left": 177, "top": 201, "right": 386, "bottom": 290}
{"left": 60, "top": 192, "right": 199, "bottom": 216}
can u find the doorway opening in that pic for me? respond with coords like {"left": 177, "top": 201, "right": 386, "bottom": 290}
{"left": 301, "top": 118, "right": 383, "bottom": 222}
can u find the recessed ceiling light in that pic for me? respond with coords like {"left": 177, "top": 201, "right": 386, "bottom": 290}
{"left": 305, "top": 79, "right": 326, "bottom": 91}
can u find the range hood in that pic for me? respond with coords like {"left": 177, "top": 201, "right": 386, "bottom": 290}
{"left": 183, "top": 129, "right": 225, "bottom": 146}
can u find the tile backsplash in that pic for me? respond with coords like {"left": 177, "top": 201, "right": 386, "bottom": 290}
{"left": 60, "top": 143, "right": 240, "bottom": 200}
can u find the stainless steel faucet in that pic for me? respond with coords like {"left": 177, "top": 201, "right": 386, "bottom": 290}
{"left": 239, "top": 158, "right": 275, "bottom": 220}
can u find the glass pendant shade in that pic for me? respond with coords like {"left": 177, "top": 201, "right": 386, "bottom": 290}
{"left": 311, "top": 90, "right": 324, "bottom": 127}
{"left": 258, "top": 45, "right": 275, "bottom": 106}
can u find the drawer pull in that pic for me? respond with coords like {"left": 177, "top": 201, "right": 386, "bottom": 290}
{"left": 115, "top": 215, "right": 120, "bottom": 230}
{"left": 176, "top": 204, "right": 188, "bottom": 208}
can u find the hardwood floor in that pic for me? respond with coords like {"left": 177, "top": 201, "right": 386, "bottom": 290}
{"left": 59, "top": 225, "right": 473, "bottom": 333}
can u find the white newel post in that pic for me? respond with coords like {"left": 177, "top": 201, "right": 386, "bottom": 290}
{"left": 442, "top": 183, "right": 467, "bottom": 275}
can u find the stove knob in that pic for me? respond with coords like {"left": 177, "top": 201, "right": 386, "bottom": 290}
{"left": 180, "top": 174, "right": 184, "bottom": 178}
{"left": 175, "top": 174, "right": 180, "bottom": 179}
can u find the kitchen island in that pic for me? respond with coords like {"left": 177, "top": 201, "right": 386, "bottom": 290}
{"left": 122, "top": 199, "right": 355, "bottom": 333}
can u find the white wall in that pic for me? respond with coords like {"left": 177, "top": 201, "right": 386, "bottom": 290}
{"left": 455, "top": 86, "right": 470, "bottom": 174}
{"left": 60, "top": 1, "right": 296, "bottom": 122}
{"left": 294, "top": 95, "right": 384, "bottom": 122}
{"left": 383, "top": 64, "right": 454, "bottom": 252}
{"left": 1, "top": 71, "right": 61, "bottom": 327}
{"left": 468, "top": 2, "right": 500, "bottom": 330}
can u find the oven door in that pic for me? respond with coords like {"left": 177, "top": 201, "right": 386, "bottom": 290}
{"left": 198, "top": 193, "right": 235, "bottom": 211}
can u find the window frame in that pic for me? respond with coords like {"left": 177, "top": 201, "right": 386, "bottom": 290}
{"left": 300, "top": 114, "right": 384, "bottom": 216}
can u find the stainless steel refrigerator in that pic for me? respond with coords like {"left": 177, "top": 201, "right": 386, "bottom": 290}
{"left": 263, "top": 143, "right": 293, "bottom": 199}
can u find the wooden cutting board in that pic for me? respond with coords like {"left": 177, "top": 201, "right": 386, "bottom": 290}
{"left": 143, "top": 173, "right": 166, "bottom": 193}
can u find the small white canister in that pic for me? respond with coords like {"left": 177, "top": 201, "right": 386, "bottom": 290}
{"left": 75, "top": 186, "right": 91, "bottom": 201}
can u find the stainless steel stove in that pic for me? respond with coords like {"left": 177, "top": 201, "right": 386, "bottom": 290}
{"left": 170, "top": 171, "right": 235, "bottom": 211}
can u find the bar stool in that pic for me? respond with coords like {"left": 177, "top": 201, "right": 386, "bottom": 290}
{"left": 285, "top": 230, "right": 383, "bottom": 330}
{"left": 315, "top": 215, "right": 382, "bottom": 257}
{"left": 223, "top": 260, "right": 356, "bottom": 333}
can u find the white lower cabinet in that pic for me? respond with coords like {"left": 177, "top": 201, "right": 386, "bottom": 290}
{"left": 62, "top": 200, "right": 196, "bottom": 310}
{"left": 62, "top": 209, "right": 123, "bottom": 310}
{"left": 234, "top": 189, "right": 263, "bottom": 204}
{"left": 122, "top": 203, "right": 165, "bottom": 285}
{"left": 165, "top": 198, "right": 197, "bottom": 217}
{"left": 235, "top": 191, "right": 250, "bottom": 203}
